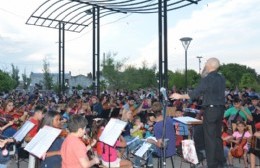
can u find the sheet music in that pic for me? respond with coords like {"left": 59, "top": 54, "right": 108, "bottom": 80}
{"left": 145, "top": 136, "right": 157, "bottom": 142}
{"left": 13, "top": 121, "right": 35, "bottom": 142}
{"left": 135, "top": 142, "right": 151, "bottom": 157}
{"left": 173, "top": 116, "right": 202, "bottom": 125}
{"left": 99, "top": 118, "right": 127, "bottom": 146}
{"left": 127, "top": 136, "right": 139, "bottom": 146}
{"left": 24, "top": 126, "right": 61, "bottom": 158}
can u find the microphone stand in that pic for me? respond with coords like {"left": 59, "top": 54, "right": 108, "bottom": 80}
{"left": 161, "top": 93, "right": 168, "bottom": 168}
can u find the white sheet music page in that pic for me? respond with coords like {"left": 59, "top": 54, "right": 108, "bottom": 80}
{"left": 24, "top": 126, "right": 61, "bottom": 158}
{"left": 135, "top": 142, "right": 151, "bottom": 157}
{"left": 13, "top": 121, "right": 35, "bottom": 142}
{"left": 173, "top": 116, "right": 202, "bottom": 124}
{"left": 99, "top": 118, "right": 127, "bottom": 146}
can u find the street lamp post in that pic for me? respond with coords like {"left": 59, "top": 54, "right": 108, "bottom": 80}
{"left": 196, "top": 56, "right": 203, "bottom": 74}
{"left": 180, "top": 37, "right": 192, "bottom": 93}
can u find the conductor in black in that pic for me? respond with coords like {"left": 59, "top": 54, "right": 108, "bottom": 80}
{"left": 170, "top": 57, "right": 226, "bottom": 168}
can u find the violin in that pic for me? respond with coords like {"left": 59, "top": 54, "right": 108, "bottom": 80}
{"left": 251, "top": 136, "right": 260, "bottom": 150}
{"left": 230, "top": 138, "right": 247, "bottom": 158}
{"left": 59, "top": 129, "right": 69, "bottom": 138}
{"left": 81, "top": 135, "right": 98, "bottom": 164}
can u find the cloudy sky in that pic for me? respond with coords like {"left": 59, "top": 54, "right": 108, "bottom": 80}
{"left": 0, "top": 0, "right": 260, "bottom": 77}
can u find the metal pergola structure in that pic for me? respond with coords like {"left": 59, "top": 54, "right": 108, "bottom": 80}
{"left": 26, "top": 0, "right": 202, "bottom": 96}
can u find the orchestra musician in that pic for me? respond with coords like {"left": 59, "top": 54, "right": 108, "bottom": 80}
{"left": 61, "top": 114, "right": 99, "bottom": 168}
{"left": 0, "top": 137, "right": 15, "bottom": 168}
{"left": 40, "top": 111, "right": 65, "bottom": 168}
{"left": 0, "top": 99, "right": 28, "bottom": 137}
{"left": 24, "top": 105, "right": 46, "bottom": 168}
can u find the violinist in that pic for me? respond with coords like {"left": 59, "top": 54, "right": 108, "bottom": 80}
{"left": 0, "top": 137, "right": 15, "bottom": 168}
{"left": 24, "top": 105, "right": 45, "bottom": 168}
{"left": 225, "top": 121, "right": 251, "bottom": 167}
{"left": 0, "top": 99, "right": 28, "bottom": 137}
{"left": 40, "top": 111, "right": 64, "bottom": 168}
{"left": 61, "top": 114, "right": 99, "bottom": 168}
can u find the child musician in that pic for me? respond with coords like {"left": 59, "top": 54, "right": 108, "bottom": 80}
{"left": 61, "top": 114, "right": 99, "bottom": 168}
{"left": 225, "top": 121, "right": 251, "bottom": 167}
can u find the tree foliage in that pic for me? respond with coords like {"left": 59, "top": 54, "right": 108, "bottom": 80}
{"left": 102, "top": 53, "right": 157, "bottom": 90}
{"left": 168, "top": 69, "right": 200, "bottom": 91}
{"left": 0, "top": 70, "right": 16, "bottom": 92}
{"left": 11, "top": 64, "right": 20, "bottom": 88}
{"left": 219, "top": 63, "right": 259, "bottom": 89}
{"left": 42, "top": 58, "right": 53, "bottom": 90}
{"left": 22, "top": 70, "right": 31, "bottom": 90}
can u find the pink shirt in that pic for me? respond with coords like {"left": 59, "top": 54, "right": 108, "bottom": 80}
{"left": 61, "top": 134, "right": 87, "bottom": 168}
{"left": 101, "top": 140, "right": 120, "bottom": 162}
{"left": 232, "top": 131, "right": 251, "bottom": 150}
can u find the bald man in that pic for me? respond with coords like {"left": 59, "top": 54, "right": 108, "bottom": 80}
{"left": 170, "top": 57, "right": 226, "bottom": 168}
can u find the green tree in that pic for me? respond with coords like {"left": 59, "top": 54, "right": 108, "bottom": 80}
{"left": 219, "top": 63, "right": 258, "bottom": 88}
{"left": 168, "top": 69, "right": 200, "bottom": 91}
{"left": 42, "top": 58, "right": 53, "bottom": 90}
{"left": 168, "top": 70, "right": 185, "bottom": 91}
{"left": 239, "top": 73, "right": 257, "bottom": 88}
{"left": 22, "top": 69, "right": 31, "bottom": 90}
{"left": 0, "top": 70, "right": 16, "bottom": 92}
{"left": 102, "top": 52, "right": 124, "bottom": 89}
{"left": 187, "top": 69, "right": 200, "bottom": 89}
{"left": 11, "top": 64, "right": 20, "bottom": 88}
{"left": 76, "top": 84, "right": 83, "bottom": 90}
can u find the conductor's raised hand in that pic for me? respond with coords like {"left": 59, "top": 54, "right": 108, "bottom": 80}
{"left": 169, "top": 93, "right": 182, "bottom": 100}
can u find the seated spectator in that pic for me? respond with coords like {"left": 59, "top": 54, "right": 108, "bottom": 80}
{"left": 248, "top": 96, "right": 260, "bottom": 114}
{"left": 131, "top": 116, "right": 144, "bottom": 139}
{"left": 224, "top": 98, "right": 253, "bottom": 128}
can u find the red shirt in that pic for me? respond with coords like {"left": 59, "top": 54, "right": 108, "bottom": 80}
{"left": 61, "top": 134, "right": 88, "bottom": 168}
{"left": 27, "top": 117, "right": 39, "bottom": 138}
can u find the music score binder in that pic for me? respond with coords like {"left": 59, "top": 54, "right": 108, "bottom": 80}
{"left": 24, "top": 126, "right": 61, "bottom": 158}
{"left": 13, "top": 121, "right": 35, "bottom": 142}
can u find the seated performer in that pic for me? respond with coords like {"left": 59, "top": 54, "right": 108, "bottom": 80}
{"left": 61, "top": 114, "right": 99, "bottom": 168}
{"left": 100, "top": 135, "right": 132, "bottom": 168}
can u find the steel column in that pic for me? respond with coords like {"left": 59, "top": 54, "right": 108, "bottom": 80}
{"left": 92, "top": 7, "right": 96, "bottom": 95}
{"left": 97, "top": 7, "right": 101, "bottom": 97}
{"left": 62, "top": 22, "right": 65, "bottom": 94}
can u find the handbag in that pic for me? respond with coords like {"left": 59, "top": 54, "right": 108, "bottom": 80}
{"left": 182, "top": 139, "right": 199, "bottom": 164}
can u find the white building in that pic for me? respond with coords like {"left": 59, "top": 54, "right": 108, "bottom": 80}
{"left": 29, "top": 72, "right": 94, "bottom": 91}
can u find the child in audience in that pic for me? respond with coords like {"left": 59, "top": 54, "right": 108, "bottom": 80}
{"left": 144, "top": 114, "right": 155, "bottom": 138}
{"left": 226, "top": 121, "right": 251, "bottom": 167}
{"left": 131, "top": 116, "right": 144, "bottom": 139}
{"left": 61, "top": 114, "right": 99, "bottom": 168}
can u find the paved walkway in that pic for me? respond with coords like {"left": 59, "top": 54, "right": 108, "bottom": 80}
{"left": 7, "top": 155, "right": 260, "bottom": 168}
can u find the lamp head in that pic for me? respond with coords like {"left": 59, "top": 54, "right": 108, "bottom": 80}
{"left": 180, "top": 37, "right": 192, "bottom": 50}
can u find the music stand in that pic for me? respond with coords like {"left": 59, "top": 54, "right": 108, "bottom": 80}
{"left": 99, "top": 118, "right": 127, "bottom": 168}
{"left": 173, "top": 116, "right": 202, "bottom": 139}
